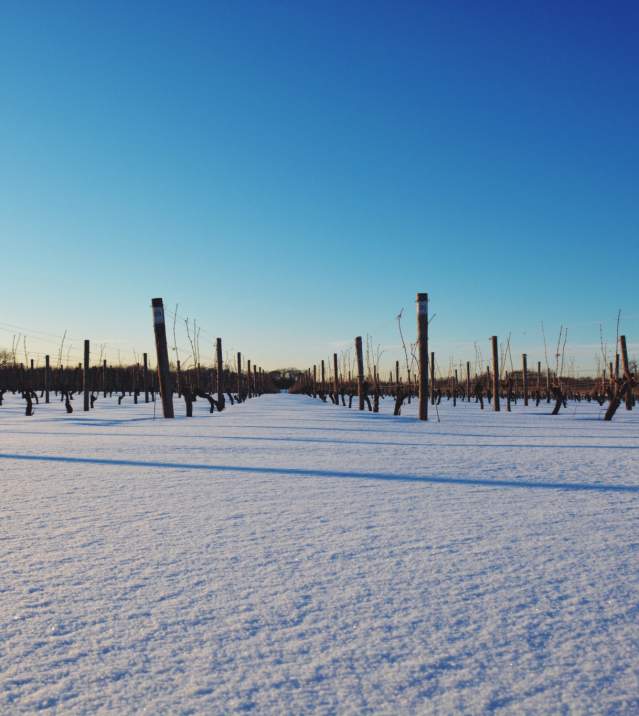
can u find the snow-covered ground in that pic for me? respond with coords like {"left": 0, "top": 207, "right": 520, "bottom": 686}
{"left": 1, "top": 392, "right": 638, "bottom": 714}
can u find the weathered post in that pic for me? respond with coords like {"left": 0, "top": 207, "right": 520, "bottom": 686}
{"left": 537, "top": 361, "right": 541, "bottom": 393}
{"left": 620, "top": 335, "right": 633, "bottom": 410}
{"left": 247, "top": 359, "right": 252, "bottom": 399}
{"left": 321, "top": 360, "right": 325, "bottom": 395}
{"left": 102, "top": 359, "right": 107, "bottom": 397}
{"left": 416, "top": 292, "right": 428, "bottom": 421}
{"left": 216, "top": 338, "right": 225, "bottom": 410}
{"left": 176, "top": 360, "right": 182, "bottom": 398}
{"left": 522, "top": 353, "right": 528, "bottom": 406}
{"left": 143, "top": 352, "right": 149, "bottom": 403}
{"left": 83, "top": 340, "right": 90, "bottom": 411}
{"left": 355, "top": 336, "right": 365, "bottom": 410}
{"left": 44, "top": 354, "right": 50, "bottom": 403}
{"left": 237, "top": 352, "right": 242, "bottom": 400}
{"left": 333, "top": 353, "right": 339, "bottom": 401}
{"left": 491, "top": 336, "right": 500, "bottom": 412}
{"left": 466, "top": 361, "right": 471, "bottom": 402}
{"left": 151, "top": 298, "right": 174, "bottom": 418}
{"left": 430, "top": 351, "right": 435, "bottom": 404}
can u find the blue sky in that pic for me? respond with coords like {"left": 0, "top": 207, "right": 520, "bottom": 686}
{"left": 1, "top": 1, "right": 637, "bottom": 373}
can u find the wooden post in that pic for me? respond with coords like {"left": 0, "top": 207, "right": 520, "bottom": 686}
{"left": 237, "top": 352, "right": 242, "bottom": 400}
{"left": 522, "top": 353, "right": 528, "bottom": 406}
{"left": 143, "top": 352, "right": 149, "bottom": 403}
{"left": 44, "top": 354, "right": 50, "bottom": 403}
{"left": 491, "top": 336, "right": 500, "bottom": 412}
{"left": 333, "top": 352, "right": 339, "bottom": 400}
{"left": 151, "top": 298, "right": 174, "bottom": 418}
{"left": 216, "top": 338, "right": 225, "bottom": 410}
{"left": 620, "top": 336, "right": 631, "bottom": 379}
{"left": 321, "top": 360, "right": 325, "bottom": 394}
{"left": 102, "top": 359, "right": 107, "bottom": 397}
{"left": 355, "top": 336, "right": 365, "bottom": 410}
{"left": 620, "top": 335, "right": 633, "bottom": 410}
{"left": 247, "top": 359, "right": 252, "bottom": 399}
{"left": 83, "top": 340, "right": 90, "bottom": 411}
{"left": 537, "top": 361, "right": 541, "bottom": 393}
{"left": 430, "top": 351, "right": 435, "bottom": 404}
{"left": 416, "top": 292, "right": 428, "bottom": 421}
{"left": 466, "top": 361, "right": 471, "bottom": 402}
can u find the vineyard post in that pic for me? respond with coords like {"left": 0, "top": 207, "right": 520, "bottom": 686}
{"left": 416, "top": 292, "right": 428, "bottom": 421}
{"left": 143, "top": 352, "right": 149, "bottom": 403}
{"left": 430, "top": 351, "right": 435, "bottom": 404}
{"left": 216, "top": 338, "right": 225, "bottom": 410}
{"left": 83, "top": 340, "right": 90, "bottom": 411}
{"left": 102, "top": 359, "right": 107, "bottom": 397}
{"left": 466, "top": 361, "right": 471, "bottom": 402}
{"left": 321, "top": 360, "right": 325, "bottom": 395}
{"left": 522, "top": 353, "right": 528, "bottom": 406}
{"left": 247, "top": 359, "right": 252, "bottom": 399}
{"left": 491, "top": 336, "right": 500, "bottom": 412}
{"left": 620, "top": 335, "right": 633, "bottom": 410}
{"left": 237, "top": 352, "right": 242, "bottom": 400}
{"left": 44, "top": 354, "right": 50, "bottom": 403}
{"left": 355, "top": 336, "right": 365, "bottom": 410}
{"left": 333, "top": 353, "right": 339, "bottom": 400}
{"left": 537, "top": 361, "right": 541, "bottom": 393}
{"left": 151, "top": 298, "right": 174, "bottom": 418}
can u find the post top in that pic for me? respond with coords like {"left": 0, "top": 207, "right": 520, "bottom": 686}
{"left": 151, "top": 297, "right": 164, "bottom": 307}
{"left": 416, "top": 292, "right": 428, "bottom": 301}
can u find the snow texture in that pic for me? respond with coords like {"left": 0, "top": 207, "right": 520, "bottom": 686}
{"left": 1, "top": 392, "right": 638, "bottom": 714}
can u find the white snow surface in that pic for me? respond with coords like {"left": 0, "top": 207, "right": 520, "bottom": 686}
{"left": 1, "top": 392, "right": 638, "bottom": 714}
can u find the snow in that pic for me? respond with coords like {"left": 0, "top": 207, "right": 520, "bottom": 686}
{"left": 1, "top": 392, "right": 638, "bottom": 713}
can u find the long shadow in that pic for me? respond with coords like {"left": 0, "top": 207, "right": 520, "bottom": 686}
{"left": 1, "top": 453, "right": 638, "bottom": 494}
{"left": 4, "top": 430, "right": 637, "bottom": 452}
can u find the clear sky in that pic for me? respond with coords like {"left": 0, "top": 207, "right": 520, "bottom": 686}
{"left": 1, "top": 1, "right": 637, "bottom": 375}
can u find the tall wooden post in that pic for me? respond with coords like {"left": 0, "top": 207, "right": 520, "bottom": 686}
{"left": 416, "top": 292, "right": 428, "bottom": 420}
{"left": 430, "top": 351, "right": 435, "bottom": 404}
{"left": 620, "top": 335, "right": 633, "bottom": 410}
{"left": 151, "top": 298, "right": 174, "bottom": 418}
{"left": 491, "top": 336, "right": 500, "bottom": 412}
{"left": 537, "top": 361, "right": 541, "bottom": 393}
{"left": 355, "top": 336, "right": 365, "bottom": 410}
{"left": 466, "top": 361, "right": 471, "bottom": 402}
{"left": 83, "top": 340, "right": 90, "bottom": 411}
{"left": 321, "top": 360, "right": 325, "bottom": 394}
{"left": 522, "top": 353, "right": 528, "bottom": 406}
{"left": 237, "top": 352, "right": 242, "bottom": 400}
{"left": 44, "top": 354, "right": 50, "bottom": 403}
{"left": 247, "top": 359, "right": 252, "bottom": 399}
{"left": 333, "top": 353, "right": 339, "bottom": 400}
{"left": 216, "top": 338, "right": 225, "bottom": 410}
{"left": 141, "top": 352, "right": 148, "bottom": 403}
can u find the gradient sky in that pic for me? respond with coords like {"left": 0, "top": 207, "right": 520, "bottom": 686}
{"left": 1, "top": 1, "right": 637, "bottom": 374}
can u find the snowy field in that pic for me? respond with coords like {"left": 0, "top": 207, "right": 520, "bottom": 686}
{"left": 1, "top": 392, "right": 638, "bottom": 714}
